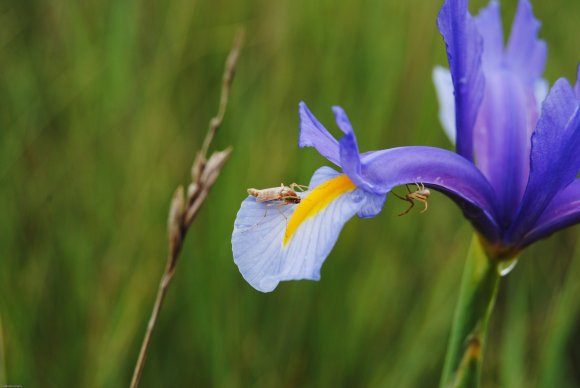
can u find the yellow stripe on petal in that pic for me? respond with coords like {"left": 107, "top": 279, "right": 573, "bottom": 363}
{"left": 284, "top": 175, "right": 356, "bottom": 246}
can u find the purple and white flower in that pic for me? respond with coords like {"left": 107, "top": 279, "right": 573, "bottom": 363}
{"left": 232, "top": 0, "right": 580, "bottom": 292}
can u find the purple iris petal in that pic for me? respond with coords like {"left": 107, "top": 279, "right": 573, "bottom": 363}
{"left": 298, "top": 102, "right": 341, "bottom": 167}
{"left": 331, "top": 106, "right": 354, "bottom": 135}
{"left": 330, "top": 105, "right": 373, "bottom": 190}
{"left": 360, "top": 147, "right": 501, "bottom": 243}
{"left": 299, "top": 102, "right": 377, "bottom": 193}
{"left": 470, "top": 0, "right": 546, "bottom": 226}
{"left": 508, "top": 78, "right": 580, "bottom": 243}
{"left": 522, "top": 180, "right": 580, "bottom": 247}
{"left": 473, "top": 68, "right": 534, "bottom": 226}
{"left": 339, "top": 130, "right": 376, "bottom": 193}
{"left": 475, "top": 1, "right": 503, "bottom": 71}
{"left": 233, "top": 0, "right": 580, "bottom": 293}
{"left": 506, "top": 0, "right": 547, "bottom": 81}
{"left": 437, "top": 0, "right": 485, "bottom": 161}
{"left": 301, "top": 103, "right": 502, "bottom": 242}
{"left": 300, "top": 0, "right": 578, "bottom": 252}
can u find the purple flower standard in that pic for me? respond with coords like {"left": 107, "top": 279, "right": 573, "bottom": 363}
{"left": 232, "top": 0, "right": 580, "bottom": 292}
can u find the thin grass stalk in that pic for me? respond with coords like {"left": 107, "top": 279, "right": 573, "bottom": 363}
{"left": 129, "top": 30, "right": 244, "bottom": 388}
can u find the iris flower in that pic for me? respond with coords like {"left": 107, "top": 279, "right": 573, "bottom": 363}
{"left": 232, "top": 0, "right": 580, "bottom": 292}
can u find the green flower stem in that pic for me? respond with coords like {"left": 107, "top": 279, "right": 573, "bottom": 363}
{"left": 440, "top": 236, "right": 505, "bottom": 388}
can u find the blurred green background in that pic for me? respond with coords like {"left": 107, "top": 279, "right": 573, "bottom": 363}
{"left": 1, "top": 0, "right": 579, "bottom": 386}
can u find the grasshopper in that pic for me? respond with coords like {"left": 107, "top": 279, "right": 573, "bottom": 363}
{"left": 247, "top": 183, "right": 308, "bottom": 205}
{"left": 241, "top": 183, "right": 309, "bottom": 231}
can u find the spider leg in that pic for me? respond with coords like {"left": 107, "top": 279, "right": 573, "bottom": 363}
{"left": 405, "top": 184, "right": 412, "bottom": 194}
{"left": 397, "top": 199, "right": 415, "bottom": 216}
{"left": 415, "top": 197, "right": 429, "bottom": 213}
{"left": 392, "top": 191, "right": 406, "bottom": 200}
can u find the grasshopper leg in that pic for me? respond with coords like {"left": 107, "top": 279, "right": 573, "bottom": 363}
{"left": 290, "top": 183, "right": 309, "bottom": 192}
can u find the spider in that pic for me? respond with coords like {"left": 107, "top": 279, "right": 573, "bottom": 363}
{"left": 392, "top": 183, "right": 431, "bottom": 216}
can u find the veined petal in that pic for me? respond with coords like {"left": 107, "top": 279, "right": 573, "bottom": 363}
{"left": 506, "top": 0, "right": 547, "bottom": 81}
{"left": 437, "top": 0, "right": 485, "bottom": 161}
{"left": 522, "top": 179, "right": 580, "bottom": 247}
{"left": 298, "top": 102, "right": 341, "bottom": 167}
{"left": 232, "top": 167, "right": 385, "bottom": 292}
{"left": 508, "top": 78, "right": 580, "bottom": 243}
{"left": 433, "top": 66, "right": 457, "bottom": 144}
{"left": 360, "top": 146, "right": 501, "bottom": 242}
{"left": 357, "top": 187, "right": 387, "bottom": 218}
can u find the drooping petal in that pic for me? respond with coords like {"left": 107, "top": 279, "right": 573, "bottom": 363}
{"left": 298, "top": 102, "right": 341, "bottom": 167}
{"left": 437, "top": 0, "right": 485, "bottom": 161}
{"left": 232, "top": 167, "right": 385, "bottom": 292}
{"left": 433, "top": 66, "right": 457, "bottom": 144}
{"left": 508, "top": 78, "right": 580, "bottom": 243}
{"left": 506, "top": 0, "right": 547, "bottom": 81}
{"left": 522, "top": 179, "right": 580, "bottom": 247}
{"left": 360, "top": 146, "right": 501, "bottom": 243}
